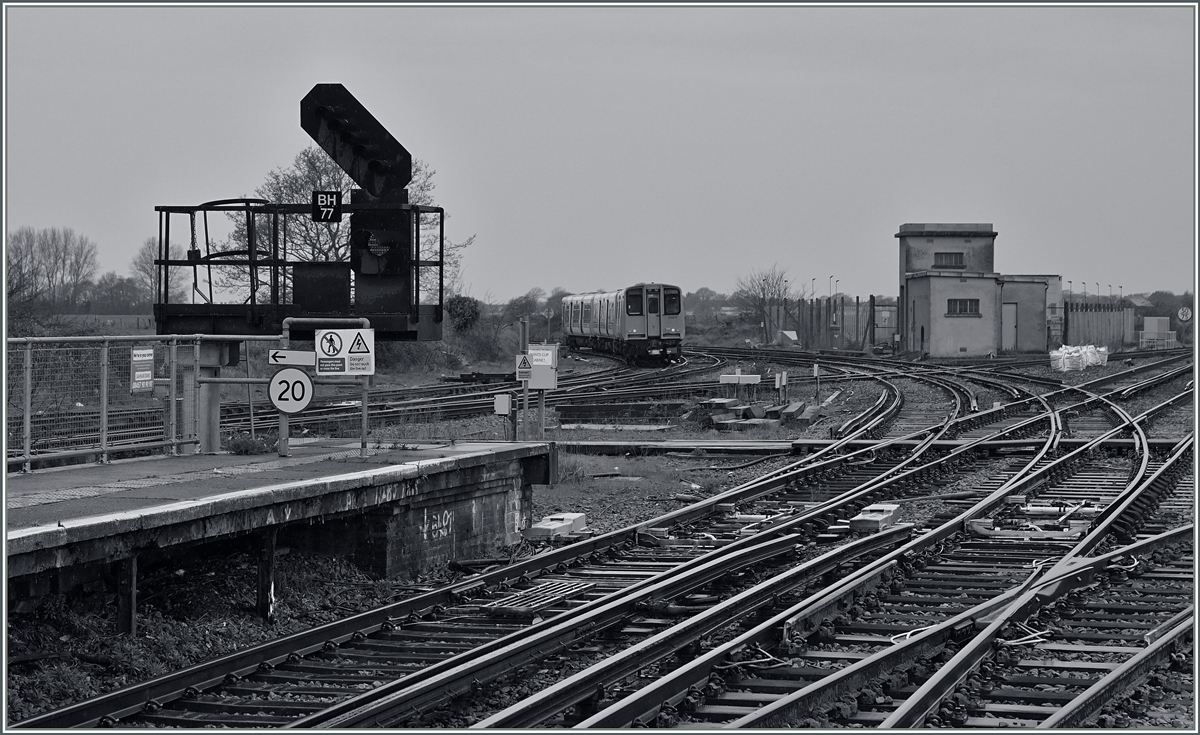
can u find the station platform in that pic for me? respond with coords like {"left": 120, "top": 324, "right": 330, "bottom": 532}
{"left": 6, "top": 440, "right": 555, "bottom": 627}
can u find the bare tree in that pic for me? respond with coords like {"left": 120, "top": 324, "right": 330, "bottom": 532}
{"left": 61, "top": 229, "right": 99, "bottom": 308}
{"left": 6, "top": 227, "right": 46, "bottom": 332}
{"left": 219, "top": 147, "right": 472, "bottom": 300}
{"left": 6, "top": 226, "right": 98, "bottom": 333}
{"left": 131, "top": 237, "right": 188, "bottom": 304}
{"left": 733, "top": 265, "right": 799, "bottom": 344}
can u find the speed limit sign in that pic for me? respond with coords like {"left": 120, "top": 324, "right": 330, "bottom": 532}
{"left": 270, "top": 367, "right": 313, "bottom": 414}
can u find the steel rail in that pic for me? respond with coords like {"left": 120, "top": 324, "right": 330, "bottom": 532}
{"left": 734, "top": 524, "right": 1194, "bottom": 729}
{"left": 293, "top": 374, "right": 1066, "bottom": 728}
{"left": 289, "top": 532, "right": 812, "bottom": 727}
{"left": 872, "top": 421, "right": 1190, "bottom": 727}
{"left": 14, "top": 357, "right": 1183, "bottom": 727}
{"left": 879, "top": 521, "right": 1195, "bottom": 728}
{"left": 1035, "top": 614, "right": 1193, "bottom": 728}
{"left": 539, "top": 381, "right": 1182, "bottom": 727}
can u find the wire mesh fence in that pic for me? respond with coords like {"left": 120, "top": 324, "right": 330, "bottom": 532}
{"left": 5, "top": 336, "right": 203, "bottom": 470}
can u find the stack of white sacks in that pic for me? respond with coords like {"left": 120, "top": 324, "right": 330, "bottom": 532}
{"left": 1050, "top": 345, "right": 1109, "bottom": 372}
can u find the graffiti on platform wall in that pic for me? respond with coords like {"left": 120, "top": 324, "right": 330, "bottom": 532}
{"left": 421, "top": 507, "right": 453, "bottom": 541}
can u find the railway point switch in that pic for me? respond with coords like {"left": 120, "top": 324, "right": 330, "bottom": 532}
{"left": 849, "top": 503, "right": 902, "bottom": 532}
{"left": 524, "top": 512, "right": 588, "bottom": 538}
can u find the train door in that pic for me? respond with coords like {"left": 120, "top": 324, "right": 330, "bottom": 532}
{"left": 625, "top": 286, "right": 645, "bottom": 338}
{"left": 646, "top": 286, "right": 662, "bottom": 337}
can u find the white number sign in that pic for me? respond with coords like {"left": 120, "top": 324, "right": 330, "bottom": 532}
{"left": 270, "top": 367, "right": 314, "bottom": 414}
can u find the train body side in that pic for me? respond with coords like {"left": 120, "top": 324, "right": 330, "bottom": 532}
{"left": 562, "top": 283, "right": 683, "bottom": 363}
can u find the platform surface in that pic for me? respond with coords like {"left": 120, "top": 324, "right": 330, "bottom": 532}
{"left": 5, "top": 439, "right": 542, "bottom": 533}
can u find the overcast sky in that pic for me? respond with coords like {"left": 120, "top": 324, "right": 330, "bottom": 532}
{"left": 4, "top": 3, "right": 1196, "bottom": 303}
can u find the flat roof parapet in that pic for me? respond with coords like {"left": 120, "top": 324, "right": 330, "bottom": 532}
{"left": 896, "top": 223, "right": 997, "bottom": 238}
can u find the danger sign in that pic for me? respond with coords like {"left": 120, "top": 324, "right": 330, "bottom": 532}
{"left": 315, "top": 328, "right": 375, "bottom": 375}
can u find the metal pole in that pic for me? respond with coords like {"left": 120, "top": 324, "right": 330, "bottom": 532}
{"left": 23, "top": 342, "right": 32, "bottom": 472}
{"left": 539, "top": 390, "right": 546, "bottom": 440}
{"left": 169, "top": 338, "right": 178, "bottom": 454}
{"left": 99, "top": 340, "right": 109, "bottom": 463}
{"left": 247, "top": 345, "right": 256, "bottom": 439}
{"left": 520, "top": 319, "right": 529, "bottom": 441}
{"left": 278, "top": 330, "right": 290, "bottom": 457}
{"left": 192, "top": 340, "right": 201, "bottom": 453}
{"left": 840, "top": 296, "right": 846, "bottom": 349}
{"left": 361, "top": 375, "right": 369, "bottom": 458}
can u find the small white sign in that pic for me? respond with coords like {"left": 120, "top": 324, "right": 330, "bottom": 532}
{"left": 515, "top": 354, "right": 533, "bottom": 381}
{"left": 130, "top": 347, "right": 154, "bottom": 393}
{"left": 315, "top": 328, "right": 375, "bottom": 375}
{"left": 270, "top": 367, "right": 314, "bottom": 414}
{"left": 526, "top": 345, "right": 558, "bottom": 367}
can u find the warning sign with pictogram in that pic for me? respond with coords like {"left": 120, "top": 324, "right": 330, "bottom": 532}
{"left": 516, "top": 354, "right": 532, "bottom": 381}
{"left": 315, "top": 328, "right": 375, "bottom": 375}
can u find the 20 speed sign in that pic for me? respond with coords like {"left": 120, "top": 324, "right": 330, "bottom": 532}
{"left": 270, "top": 367, "right": 314, "bottom": 414}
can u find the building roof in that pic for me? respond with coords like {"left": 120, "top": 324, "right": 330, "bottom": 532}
{"left": 1127, "top": 295, "right": 1154, "bottom": 308}
{"left": 905, "top": 270, "right": 1000, "bottom": 280}
{"left": 895, "top": 223, "right": 997, "bottom": 238}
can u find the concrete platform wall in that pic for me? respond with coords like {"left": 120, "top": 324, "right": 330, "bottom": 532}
{"left": 8, "top": 445, "right": 553, "bottom": 595}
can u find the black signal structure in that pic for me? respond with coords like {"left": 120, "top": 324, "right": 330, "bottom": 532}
{"left": 152, "top": 85, "right": 444, "bottom": 342}
{"left": 300, "top": 84, "right": 413, "bottom": 200}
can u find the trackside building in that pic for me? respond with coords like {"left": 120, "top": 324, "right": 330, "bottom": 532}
{"left": 896, "top": 223, "right": 1063, "bottom": 357}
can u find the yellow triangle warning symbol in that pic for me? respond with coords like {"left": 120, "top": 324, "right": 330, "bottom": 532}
{"left": 348, "top": 333, "right": 371, "bottom": 354}
{"left": 517, "top": 356, "right": 532, "bottom": 369}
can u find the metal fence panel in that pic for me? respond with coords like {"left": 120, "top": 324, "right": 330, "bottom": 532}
{"left": 5, "top": 336, "right": 206, "bottom": 470}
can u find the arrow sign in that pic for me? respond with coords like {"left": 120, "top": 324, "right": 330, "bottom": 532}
{"left": 269, "top": 349, "right": 316, "bottom": 367}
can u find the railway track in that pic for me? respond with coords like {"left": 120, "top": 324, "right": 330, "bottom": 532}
{"left": 12, "top": 354, "right": 1192, "bottom": 729}
{"left": 471, "top": 429, "right": 1193, "bottom": 729}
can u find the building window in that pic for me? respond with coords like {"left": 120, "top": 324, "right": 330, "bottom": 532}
{"left": 934, "top": 252, "right": 965, "bottom": 268}
{"left": 947, "top": 298, "right": 980, "bottom": 316}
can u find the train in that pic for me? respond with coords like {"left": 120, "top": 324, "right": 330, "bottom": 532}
{"left": 562, "top": 283, "right": 684, "bottom": 364}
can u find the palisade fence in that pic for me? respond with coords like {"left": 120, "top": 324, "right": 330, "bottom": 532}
{"left": 5, "top": 335, "right": 207, "bottom": 471}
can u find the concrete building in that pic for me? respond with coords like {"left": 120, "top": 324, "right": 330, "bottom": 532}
{"left": 896, "top": 223, "right": 1063, "bottom": 357}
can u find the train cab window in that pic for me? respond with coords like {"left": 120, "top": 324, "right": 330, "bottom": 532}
{"left": 626, "top": 289, "right": 642, "bottom": 316}
{"left": 648, "top": 293, "right": 659, "bottom": 315}
{"left": 664, "top": 288, "right": 681, "bottom": 315}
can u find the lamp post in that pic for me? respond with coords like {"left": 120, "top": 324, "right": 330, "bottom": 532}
{"left": 1119, "top": 285, "right": 1123, "bottom": 301}
{"left": 1068, "top": 280, "right": 1072, "bottom": 304}
{"left": 1095, "top": 283, "right": 1100, "bottom": 306}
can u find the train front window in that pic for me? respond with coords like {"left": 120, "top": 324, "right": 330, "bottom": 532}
{"left": 648, "top": 293, "right": 659, "bottom": 315}
{"left": 664, "top": 288, "right": 681, "bottom": 315}
{"left": 626, "top": 290, "right": 642, "bottom": 316}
